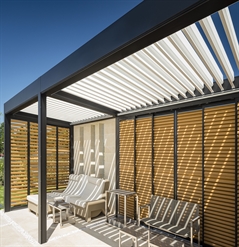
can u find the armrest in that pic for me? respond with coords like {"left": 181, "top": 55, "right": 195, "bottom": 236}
{"left": 138, "top": 204, "right": 151, "bottom": 226}
{"left": 190, "top": 216, "right": 200, "bottom": 247}
{"left": 51, "top": 189, "right": 64, "bottom": 193}
{"left": 191, "top": 215, "right": 200, "bottom": 223}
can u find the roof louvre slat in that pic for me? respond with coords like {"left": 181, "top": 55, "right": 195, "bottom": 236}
{"left": 200, "top": 15, "right": 235, "bottom": 87}
{"left": 169, "top": 31, "right": 214, "bottom": 93}
{"left": 183, "top": 23, "right": 224, "bottom": 90}
{"left": 157, "top": 39, "right": 205, "bottom": 95}
{"left": 219, "top": 7, "right": 239, "bottom": 69}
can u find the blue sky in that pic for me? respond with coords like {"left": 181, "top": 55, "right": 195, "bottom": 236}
{"left": 0, "top": 0, "right": 238, "bottom": 124}
{"left": 0, "top": 0, "right": 142, "bottom": 122}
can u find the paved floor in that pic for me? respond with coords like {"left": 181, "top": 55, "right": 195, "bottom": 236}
{"left": 0, "top": 208, "right": 148, "bottom": 247}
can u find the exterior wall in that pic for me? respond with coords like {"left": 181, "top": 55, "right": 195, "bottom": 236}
{"left": 74, "top": 118, "right": 116, "bottom": 212}
{"left": 119, "top": 101, "right": 239, "bottom": 247}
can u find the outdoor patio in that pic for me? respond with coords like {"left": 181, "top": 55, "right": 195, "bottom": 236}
{"left": 0, "top": 208, "right": 197, "bottom": 247}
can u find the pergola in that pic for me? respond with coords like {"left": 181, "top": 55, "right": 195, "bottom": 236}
{"left": 4, "top": 0, "right": 239, "bottom": 245}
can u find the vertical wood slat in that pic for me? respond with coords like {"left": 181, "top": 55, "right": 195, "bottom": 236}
{"left": 204, "top": 104, "right": 235, "bottom": 247}
{"left": 58, "top": 127, "right": 70, "bottom": 190}
{"left": 30, "top": 123, "right": 38, "bottom": 195}
{"left": 119, "top": 120, "right": 135, "bottom": 218}
{"left": 177, "top": 110, "right": 202, "bottom": 240}
{"left": 136, "top": 117, "right": 152, "bottom": 218}
{"left": 11, "top": 120, "right": 28, "bottom": 207}
{"left": 153, "top": 114, "right": 174, "bottom": 198}
{"left": 47, "top": 126, "right": 57, "bottom": 192}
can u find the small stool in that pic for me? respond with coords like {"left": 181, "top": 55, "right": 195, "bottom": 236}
{"left": 119, "top": 225, "right": 148, "bottom": 247}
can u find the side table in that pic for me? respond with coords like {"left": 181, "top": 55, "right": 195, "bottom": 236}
{"left": 105, "top": 189, "right": 138, "bottom": 227}
{"left": 48, "top": 201, "right": 71, "bottom": 227}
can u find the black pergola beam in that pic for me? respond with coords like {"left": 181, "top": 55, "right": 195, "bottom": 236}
{"left": 51, "top": 91, "right": 119, "bottom": 116}
{"left": 12, "top": 111, "right": 71, "bottom": 128}
{"left": 5, "top": 0, "right": 238, "bottom": 116}
{"left": 38, "top": 93, "right": 47, "bottom": 244}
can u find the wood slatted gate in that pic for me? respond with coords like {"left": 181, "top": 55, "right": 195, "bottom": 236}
{"left": 119, "top": 119, "right": 135, "bottom": 218}
{"left": 204, "top": 104, "right": 235, "bottom": 246}
{"left": 153, "top": 114, "right": 174, "bottom": 198}
{"left": 11, "top": 120, "right": 28, "bottom": 207}
{"left": 136, "top": 117, "right": 152, "bottom": 218}
{"left": 177, "top": 110, "right": 202, "bottom": 240}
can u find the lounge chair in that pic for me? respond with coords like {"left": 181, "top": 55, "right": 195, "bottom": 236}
{"left": 65, "top": 176, "right": 109, "bottom": 222}
{"left": 27, "top": 174, "right": 84, "bottom": 215}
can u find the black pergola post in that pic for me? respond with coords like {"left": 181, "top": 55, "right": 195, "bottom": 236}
{"left": 4, "top": 114, "right": 11, "bottom": 212}
{"left": 38, "top": 93, "right": 47, "bottom": 244}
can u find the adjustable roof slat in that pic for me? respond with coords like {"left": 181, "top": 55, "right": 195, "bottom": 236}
{"left": 200, "top": 15, "right": 235, "bottom": 88}
{"left": 157, "top": 39, "right": 205, "bottom": 95}
{"left": 219, "top": 7, "right": 239, "bottom": 69}
{"left": 183, "top": 23, "right": 224, "bottom": 91}
{"left": 63, "top": 87, "right": 126, "bottom": 112}
{"left": 93, "top": 72, "right": 148, "bottom": 107}
{"left": 69, "top": 81, "right": 136, "bottom": 110}
{"left": 132, "top": 52, "right": 187, "bottom": 99}
{"left": 22, "top": 98, "right": 106, "bottom": 123}
{"left": 128, "top": 54, "right": 180, "bottom": 99}
{"left": 117, "top": 60, "right": 171, "bottom": 102}
{"left": 169, "top": 31, "right": 214, "bottom": 93}
{"left": 109, "top": 64, "right": 165, "bottom": 104}
{"left": 82, "top": 77, "right": 143, "bottom": 108}
{"left": 142, "top": 45, "right": 196, "bottom": 96}
{"left": 97, "top": 66, "right": 155, "bottom": 105}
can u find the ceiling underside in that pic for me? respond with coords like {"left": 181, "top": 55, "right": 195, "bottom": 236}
{"left": 21, "top": 2, "right": 239, "bottom": 124}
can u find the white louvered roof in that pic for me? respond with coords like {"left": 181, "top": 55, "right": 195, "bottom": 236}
{"left": 21, "top": 3, "right": 239, "bottom": 124}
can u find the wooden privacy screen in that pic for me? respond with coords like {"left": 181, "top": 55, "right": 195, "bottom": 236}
{"left": 204, "top": 104, "right": 235, "bottom": 247}
{"left": 177, "top": 110, "right": 202, "bottom": 240}
{"left": 10, "top": 120, "right": 70, "bottom": 207}
{"left": 11, "top": 120, "right": 28, "bottom": 207}
{"left": 154, "top": 114, "right": 174, "bottom": 198}
{"left": 136, "top": 117, "right": 152, "bottom": 218}
{"left": 119, "top": 119, "right": 135, "bottom": 218}
{"left": 119, "top": 103, "right": 238, "bottom": 246}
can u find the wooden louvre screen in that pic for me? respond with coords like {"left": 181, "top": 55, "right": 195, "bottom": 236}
{"left": 204, "top": 104, "right": 235, "bottom": 247}
{"left": 11, "top": 120, "right": 28, "bottom": 207}
{"left": 153, "top": 114, "right": 174, "bottom": 198}
{"left": 10, "top": 120, "right": 70, "bottom": 208}
{"left": 119, "top": 119, "right": 135, "bottom": 219}
{"left": 30, "top": 123, "right": 38, "bottom": 194}
{"left": 47, "top": 126, "right": 57, "bottom": 192}
{"left": 136, "top": 117, "right": 152, "bottom": 218}
{"left": 58, "top": 127, "right": 70, "bottom": 190}
{"left": 177, "top": 110, "right": 202, "bottom": 203}
{"left": 177, "top": 110, "right": 202, "bottom": 240}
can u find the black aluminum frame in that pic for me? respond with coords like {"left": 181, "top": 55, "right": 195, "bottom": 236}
{"left": 38, "top": 93, "right": 47, "bottom": 244}
{"left": 3, "top": 0, "right": 239, "bottom": 245}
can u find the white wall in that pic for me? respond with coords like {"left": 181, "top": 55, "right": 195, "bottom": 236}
{"left": 73, "top": 118, "right": 116, "bottom": 212}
